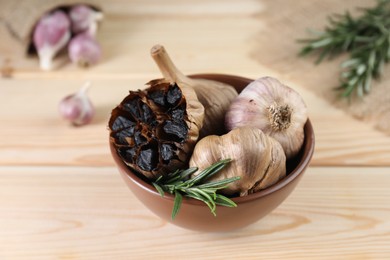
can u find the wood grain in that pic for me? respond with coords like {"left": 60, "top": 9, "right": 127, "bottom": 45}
{"left": 0, "top": 166, "right": 389, "bottom": 259}
{"left": 0, "top": 0, "right": 263, "bottom": 77}
{"left": 1, "top": 77, "right": 390, "bottom": 167}
{"left": 1, "top": 0, "right": 389, "bottom": 167}
{"left": 1, "top": 0, "right": 390, "bottom": 258}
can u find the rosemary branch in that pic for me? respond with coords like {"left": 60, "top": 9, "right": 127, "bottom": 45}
{"left": 299, "top": 0, "right": 390, "bottom": 98}
{"left": 152, "top": 159, "right": 240, "bottom": 220}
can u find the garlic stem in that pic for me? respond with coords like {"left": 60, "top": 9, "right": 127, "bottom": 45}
{"left": 94, "top": 11, "right": 104, "bottom": 21}
{"left": 150, "top": 44, "right": 238, "bottom": 137}
{"left": 150, "top": 44, "right": 187, "bottom": 83}
{"left": 88, "top": 12, "right": 104, "bottom": 36}
{"left": 77, "top": 81, "right": 91, "bottom": 97}
{"left": 38, "top": 45, "right": 56, "bottom": 71}
{"left": 38, "top": 30, "right": 71, "bottom": 70}
{"left": 69, "top": 5, "right": 104, "bottom": 36}
{"left": 73, "top": 82, "right": 91, "bottom": 125}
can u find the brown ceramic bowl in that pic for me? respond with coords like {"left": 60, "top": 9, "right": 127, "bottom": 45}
{"left": 110, "top": 74, "right": 315, "bottom": 232}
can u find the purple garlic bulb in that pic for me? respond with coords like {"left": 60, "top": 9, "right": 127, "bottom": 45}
{"left": 69, "top": 5, "right": 103, "bottom": 36}
{"left": 59, "top": 82, "right": 95, "bottom": 126}
{"left": 68, "top": 33, "right": 101, "bottom": 67}
{"left": 33, "top": 10, "right": 71, "bottom": 70}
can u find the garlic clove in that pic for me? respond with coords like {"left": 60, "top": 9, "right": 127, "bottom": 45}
{"left": 59, "top": 82, "right": 95, "bottom": 126}
{"left": 188, "top": 78, "right": 238, "bottom": 137}
{"left": 69, "top": 5, "right": 104, "bottom": 36}
{"left": 150, "top": 44, "right": 238, "bottom": 137}
{"left": 68, "top": 33, "right": 101, "bottom": 67}
{"left": 189, "top": 127, "right": 286, "bottom": 196}
{"left": 225, "top": 77, "right": 308, "bottom": 159}
{"left": 33, "top": 10, "right": 71, "bottom": 70}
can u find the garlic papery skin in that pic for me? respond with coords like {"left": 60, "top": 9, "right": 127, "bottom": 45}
{"left": 69, "top": 5, "right": 104, "bottom": 36}
{"left": 33, "top": 10, "right": 71, "bottom": 70}
{"left": 68, "top": 33, "right": 101, "bottom": 67}
{"left": 59, "top": 82, "right": 94, "bottom": 126}
{"left": 225, "top": 77, "right": 308, "bottom": 160}
{"left": 150, "top": 44, "right": 238, "bottom": 137}
{"left": 189, "top": 127, "right": 286, "bottom": 196}
{"left": 189, "top": 78, "right": 237, "bottom": 138}
{"left": 109, "top": 79, "right": 204, "bottom": 180}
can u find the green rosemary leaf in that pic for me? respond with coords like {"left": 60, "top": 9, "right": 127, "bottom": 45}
{"left": 356, "top": 64, "right": 366, "bottom": 75}
{"left": 364, "top": 73, "right": 372, "bottom": 92}
{"left": 152, "top": 182, "right": 165, "bottom": 197}
{"left": 387, "top": 42, "right": 390, "bottom": 58}
{"left": 164, "top": 175, "right": 183, "bottom": 185}
{"left": 190, "top": 188, "right": 215, "bottom": 208}
{"left": 196, "top": 176, "right": 240, "bottom": 189}
{"left": 166, "top": 169, "right": 180, "bottom": 179}
{"left": 186, "top": 159, "right": 231, "bottom": 185}
{"left": 172, "top": 191, "right": 183, "bottom": 220}
{"left": 215, "top": 194, "right": 238, "bottom": 208}
{"left": 185, "top": 190, "right": 214, "bottom": 208}
{"left": 355, "top": 36, "right": 374, "bottom": 43}
{"left": 315, "top": 45, "right": 332, "bottom": 64}
{"left": 310, "top": 38, "right": 333, "bottom": 48}
{"left": 185, "top": 193, "right": 216, "bottom": 216}
{"left": 342, "top": 82, "right": 356, "bottom": 97}
{"left": 368, "top": 51, "right": 376, "bottom": 69}
{"left": 298, "top": 46, "right": 314, "bottom": 56}
{"left": 155, "top": 175, "right": 163, "bottom": 183}
{"left": 179, "top": 167, "right": 198, "bottom": 179}
{"left": 341, "top": 58, "right": 360, "bottom": 68}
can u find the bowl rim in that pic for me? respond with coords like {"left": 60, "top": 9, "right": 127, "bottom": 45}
{"left": 110, "top": 73, "right": 315, "bottom": 205}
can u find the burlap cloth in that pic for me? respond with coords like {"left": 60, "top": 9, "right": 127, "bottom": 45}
{"left": 251, "top": 0, "right": 390, "bottom": 134}
{"left": 0, "top": 0, "right": 102, "bottom": 54}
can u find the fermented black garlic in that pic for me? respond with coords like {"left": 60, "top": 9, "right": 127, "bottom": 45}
{"left": 109, "top": 79, "right": 204, "bottom": 180}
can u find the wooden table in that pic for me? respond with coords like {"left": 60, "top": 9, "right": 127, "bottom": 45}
{"left": 1, "top": 0, "right": 390, "bottom": 259}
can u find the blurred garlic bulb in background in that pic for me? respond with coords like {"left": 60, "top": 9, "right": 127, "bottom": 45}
{"left": 225, "top": 77, "right": 308, "bottom": 159}
{"left": 68, "top": 33, "right": 101, "bottom": 67}
{"left": 33, "top": 10, "right": 71, "bottom": 70}
{"left": 59, "top": 82, "right": 95, "bottom": 126}
{"left": 69, "top": 5, "right": 103, "bottom": 36}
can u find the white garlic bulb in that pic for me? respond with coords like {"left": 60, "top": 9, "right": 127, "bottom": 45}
{"left": 68, "top": 33, "right": 101, "bottom": 67}
{"left": 189, "top": 127, "right": 286, "bottom": 196}
{"left": 59, "top": 82, "right": 95, "bottom": 126}
{"left": 69, "top": 5, "right": 104, "bottom": 36}
{"left": 225, "top": 77, "right": 308, "bottom": 159}
{"left": 33, "top": 10, "right": 71, "bottom": 70}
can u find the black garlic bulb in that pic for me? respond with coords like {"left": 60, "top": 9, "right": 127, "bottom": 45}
{"left": 109, "top": 79, "right": 204, "bottom": 180}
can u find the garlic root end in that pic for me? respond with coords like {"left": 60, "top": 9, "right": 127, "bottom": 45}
{"left": 268, "top": 103, "right": 292, "bottom": 131}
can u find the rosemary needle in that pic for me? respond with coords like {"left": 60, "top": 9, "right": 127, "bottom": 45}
{"left": 152, "top": 159, "right": 240, "bottom": 220}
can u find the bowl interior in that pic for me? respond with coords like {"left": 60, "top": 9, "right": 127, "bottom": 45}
{"left": 110, "top": 73, "right": 315, "bottom": 205}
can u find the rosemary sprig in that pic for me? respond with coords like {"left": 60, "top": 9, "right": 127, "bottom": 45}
{"left": 152, "top": 159, "right": 240, "bottom": 220}
{"left": 299, "top": 0, "right": 390, "bottom": 98}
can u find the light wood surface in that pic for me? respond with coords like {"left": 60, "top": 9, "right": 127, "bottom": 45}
{"left": 1, "top": 0, "right": 389, "bottom": 259}
{"left": 1, "top": 167, "right": 390, "bottom": 259}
